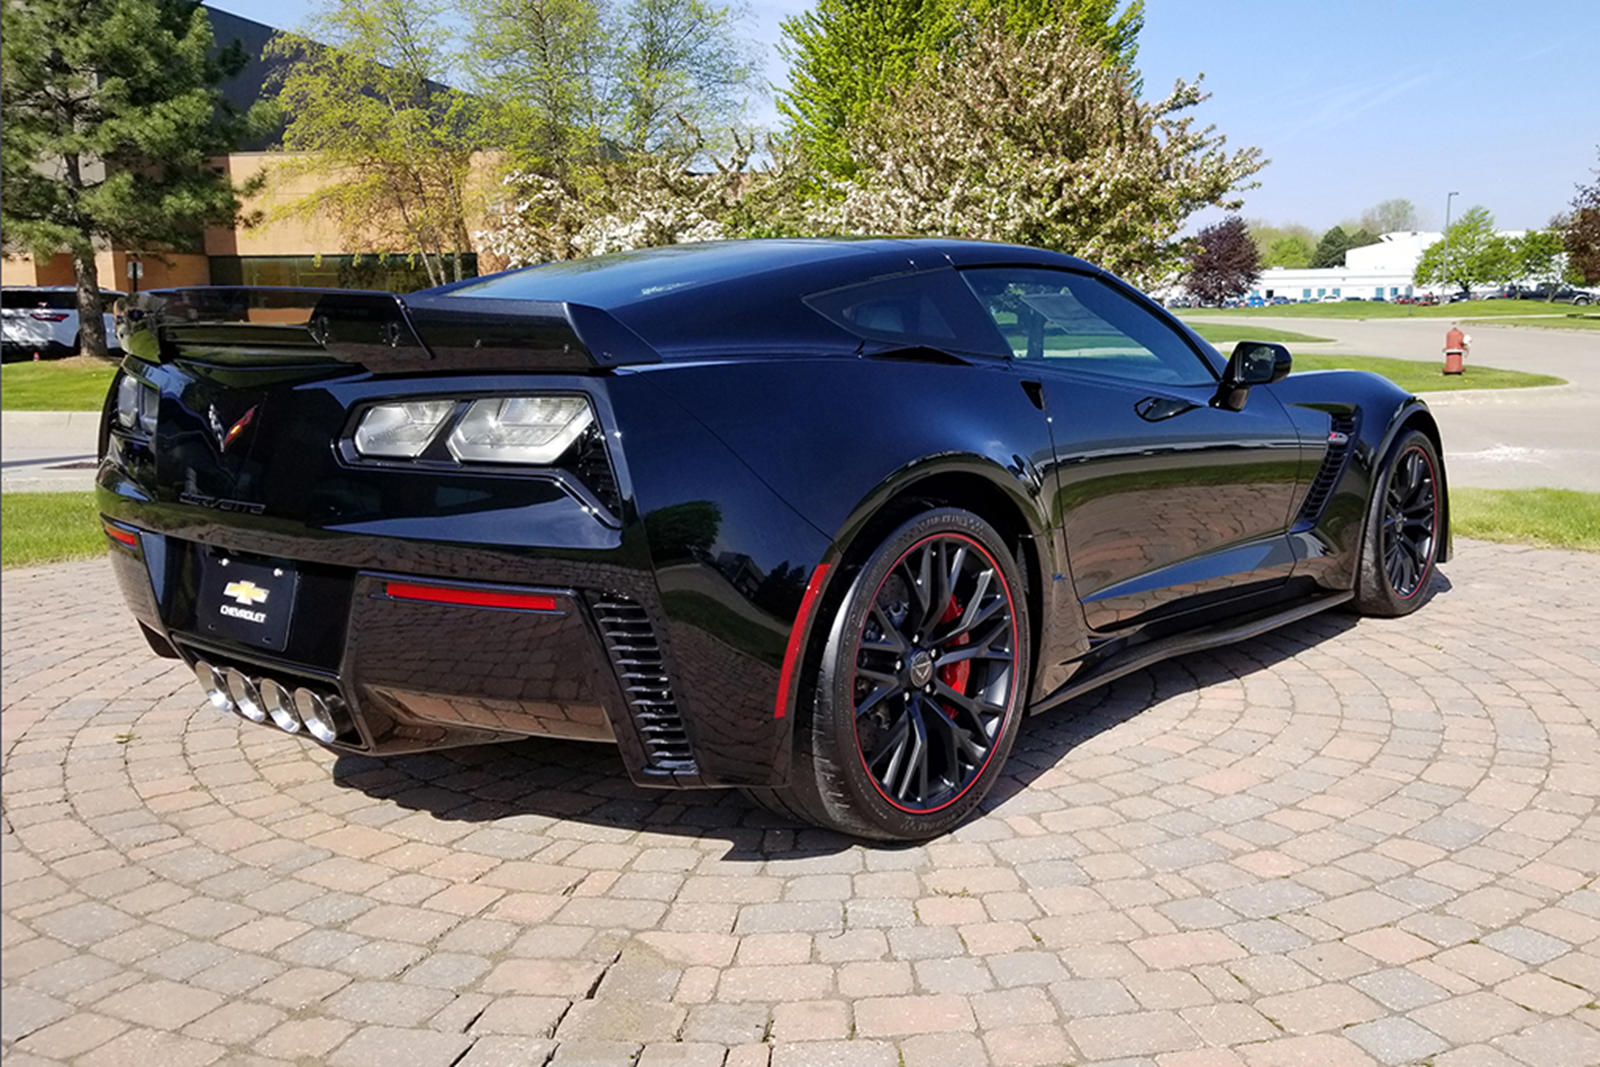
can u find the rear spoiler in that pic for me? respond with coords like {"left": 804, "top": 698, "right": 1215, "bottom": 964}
{"left": 115, "top": 286, "right": 661, "bottom": 373}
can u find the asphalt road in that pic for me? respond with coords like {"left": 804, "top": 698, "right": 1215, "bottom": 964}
{"left": 1193, "top": 316, "right": 1600, "bottom": 492}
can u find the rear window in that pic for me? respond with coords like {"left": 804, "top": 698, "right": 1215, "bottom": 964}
{"left": 804, "top": 269, "right": 1008, "bottom": 356}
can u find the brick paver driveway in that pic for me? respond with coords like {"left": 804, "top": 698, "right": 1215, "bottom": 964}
{"left": 4, "top": 540, "right": 1598, "bottom": 1067}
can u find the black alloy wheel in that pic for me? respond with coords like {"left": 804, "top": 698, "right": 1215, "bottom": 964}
{"left": 1381, "top": 444, "right": 1438, "bottom": 600}
{"left": 1353, "top": 429, "right": 1443, "bottom": 617}
{"left": 747, "top": 507, "right": 1031, "bottom": 840}
{"left": 853, "top": 533, "right": 1017, "bottom": 813}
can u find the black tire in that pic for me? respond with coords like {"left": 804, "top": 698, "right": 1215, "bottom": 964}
{"left": 1352, "top": 429, "right": 1443, "bottom": 617}
{"left": 750, "top": 508, "right": 1030, "bottom": 840}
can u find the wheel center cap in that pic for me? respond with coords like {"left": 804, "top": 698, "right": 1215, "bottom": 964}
{"left": 907, "top": 650, "right": 934, "bottom": 688}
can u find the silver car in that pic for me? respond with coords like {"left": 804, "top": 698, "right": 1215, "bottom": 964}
{"left": 1, "top": 285, "right": 123, "bottom": 361}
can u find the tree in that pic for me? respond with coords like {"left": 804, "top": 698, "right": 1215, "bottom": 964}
{"left": 779, "top": 0, "right": 1143, "bottom": 175}
{"left": 1413, "top": 205, "right": 1498, "bottom": 295}
{"left": 810, "top": 24, "right": 1264, "bottom": 287}
{"left": 1562, "top": 149, "right": 1600, "bottom": 285}
{"left": 1, "top": 0, "right": 256, "bottom": 357}
{"left": 1309, "top": 226, "right": 1352, "bottom": 269}
{"left": 1263, "top": 234, "right": 1314, "bottom": 268}
{"left": 1307, "top": 225, "right": 1378, "bottom": 269}
{"left": 1186, "top": 216, "right": 1259, "bottom": 303}
{"left": 1358, "top": 198, "right": 1420, "bottom": 234}
{"left": 1515, "top": 230, "right": 1567, "bottom": 296}
{"left": 613, "top": 0, "right": 760, "bottom": 153}
{"left": 477, "top": 127, "right": 801, "bottom": 263}
{"left": 466, "top": 0, "right": 759, "bottom": 164}
{"left": 268, "top": 0, "right": 485, "bottom": 287}
{"left": 464, "top": 0, "right": 612, "bottom": 165}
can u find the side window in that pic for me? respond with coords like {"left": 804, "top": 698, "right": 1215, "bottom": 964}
{"left": 805, "top": 269, "right": 1008, "bottom": 356}
{"left": 961, "top": 268, "right": 1215, "bottom": 386}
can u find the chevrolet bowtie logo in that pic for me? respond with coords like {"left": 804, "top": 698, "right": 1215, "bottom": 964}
{"left": 223, "top": 580, "right": 270, "bottom": 606}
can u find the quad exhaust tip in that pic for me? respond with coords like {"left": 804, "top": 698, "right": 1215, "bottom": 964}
{"left": 192, "top": 658, "right": 349, "bottom": 743}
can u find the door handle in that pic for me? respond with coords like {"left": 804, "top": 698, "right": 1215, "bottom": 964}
{"left": 1020, "top": 379, "right": 1045, "bottom": 410}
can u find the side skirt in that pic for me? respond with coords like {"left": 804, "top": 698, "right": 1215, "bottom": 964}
{"left": 1028, "top": 589, "right": 1354, "bottom": 717}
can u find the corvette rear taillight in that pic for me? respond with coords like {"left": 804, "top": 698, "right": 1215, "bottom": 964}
{"left": 29, "top": 311, "right": 70, "bottom": 322}
{"left": 113, "top": 373, "right": 159, "bottom": 436}
{"left": 447, "top": 396, "right": 593, "bottom": 465}
{"left": 352, "top": 400, "right": 454, "bottom": 458}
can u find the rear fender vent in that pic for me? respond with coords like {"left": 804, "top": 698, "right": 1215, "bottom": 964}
{"left": 587, "top": 593, "right": 695, "bottom": 771}
{"left": 1296, "top": 412, "right": 1358, "bottom": 525}
{"left": 569, "top": 423, "right": 622, "bottom": 517}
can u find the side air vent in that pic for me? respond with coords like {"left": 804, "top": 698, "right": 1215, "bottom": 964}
{"left": 1297, "top": 412, "right": 1358, "bottom": 525}
{"left": 588, "top": 593, "right": 695, "bottom": 770}
{"left": 569, "top": 423, "right": 621, "bottom": 516}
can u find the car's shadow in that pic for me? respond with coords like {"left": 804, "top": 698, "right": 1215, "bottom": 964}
{"left": 331, "top": 583, "right": 1444, "bottom": 860}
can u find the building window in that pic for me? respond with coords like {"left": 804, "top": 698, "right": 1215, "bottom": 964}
{"left": 1317, "top": 288, "right": 1326, "bottom": 297}
{"left": 1303, "top": 288, "right": 1311, "bottom": 299}
{"left": 207, "top": 254, "right": 478, "bottom": 293}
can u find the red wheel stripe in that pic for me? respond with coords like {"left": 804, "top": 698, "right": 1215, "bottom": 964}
{"left": 854, "top": 533, "right": 1018, "bottom": 815}
{"left": 774, "top": 563, "right": 832, "bottom": 720}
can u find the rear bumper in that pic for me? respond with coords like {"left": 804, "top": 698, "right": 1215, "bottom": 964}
{"left": 99, "top": 504, "right": 724, "bottom": 789}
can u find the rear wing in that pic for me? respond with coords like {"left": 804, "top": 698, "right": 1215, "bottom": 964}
{"left": 115, "top": 286, "right": 661, "bottom": 373}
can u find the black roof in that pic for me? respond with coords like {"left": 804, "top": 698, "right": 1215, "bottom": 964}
{"left": 443, "top": 238, "right": 1094, "bottom": 310}
{"left": 433, "top": 238, "right": 1097, "bottom": 360}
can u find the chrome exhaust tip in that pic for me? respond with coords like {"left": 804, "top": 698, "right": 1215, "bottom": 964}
{"left": 293, "top": 687, "right": 346, "bottom": 744}
{"left": 194, "top": 660, "right": 233, "bottom": 714}
{"left": 222, "top": 667, "right": 267, "bottom": 724}
{"left": 260, "top": 678, "right": 302, "bottom": 734}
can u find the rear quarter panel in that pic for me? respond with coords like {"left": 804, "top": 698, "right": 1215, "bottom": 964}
{"left": 1269, "top": 368, "right": 1450, "bottom": 589}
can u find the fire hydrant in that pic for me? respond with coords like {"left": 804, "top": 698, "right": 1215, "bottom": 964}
{"left": 1443, "top": 325, "right": 1468, "bottom": 375}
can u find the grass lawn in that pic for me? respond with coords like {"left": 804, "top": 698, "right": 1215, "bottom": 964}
{"left": 1291, "top": 353, "right": 1564, "bottom": 392}
{"left": 1453, "top": 489, "right": 1600, "bottom": 552}
{"left": 1, "top": 358, "right": 117, "bottom": 411}
{"left": 1188, "top": 323, "right": 1332, "bottom": 345}
{"left": 1, "top": 492, "right": 105, "bottom": 568}
{"left": 1181, "top": 298, "right": 1595, "bottom": 322}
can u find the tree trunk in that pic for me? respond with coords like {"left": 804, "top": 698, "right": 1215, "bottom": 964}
{"left": 72, "top": 250, "right": 110, "bottom": 360}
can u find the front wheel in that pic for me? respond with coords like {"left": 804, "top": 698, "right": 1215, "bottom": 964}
{"left": 1352, "top": 429, "right": 1443, "bottom": 616}
{"left": 751, "top": 508, "right": 1030, "bottom": 840}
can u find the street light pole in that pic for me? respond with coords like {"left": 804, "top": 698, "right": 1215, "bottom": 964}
{"left": 1443, "top": 191, "right": 1459, "bottom": 299}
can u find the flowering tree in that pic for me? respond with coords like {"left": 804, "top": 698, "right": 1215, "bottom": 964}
{"left": 477, "top": 129, "right": 801, "bottom": 264}
{"left": 811, "top": 24, "right": 1264, "bottom": 287}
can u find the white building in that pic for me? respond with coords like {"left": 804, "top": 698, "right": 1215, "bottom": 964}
{"left": 1164, "top": 229, "right": 1529, "bottom": 304}
{"left": 1249, "top": 231, "right": 1443, "bottom": 302}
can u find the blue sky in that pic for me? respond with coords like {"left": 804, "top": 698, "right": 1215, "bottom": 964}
{"left": 207, "top": 0, "right": 1597, "bottom": 232}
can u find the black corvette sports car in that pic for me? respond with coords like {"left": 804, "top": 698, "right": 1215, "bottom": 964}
{"left": 99, "top": 239, "right": 1448, "bottom": 840}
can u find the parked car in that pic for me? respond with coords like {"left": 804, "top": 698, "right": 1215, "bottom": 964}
{"left": 1414, "top": 293, "right": 1439, "bottom": 306}
{"left": 100, "top": 239, "right": 1451, "bottom": 840}
{"left": 1521, "top": 284, "right": 1595, "bottom": 305}
{"left": 1, "top": 285, "right": 124, "bottom": 361}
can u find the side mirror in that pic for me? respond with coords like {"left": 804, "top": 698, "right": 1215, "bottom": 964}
{"left": 1214, "top": 341, "right": 1292, "bottom": 411}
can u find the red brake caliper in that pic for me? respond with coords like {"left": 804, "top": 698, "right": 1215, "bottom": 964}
{"left": 937, "top": 595, "right": 969, "bottom": 716}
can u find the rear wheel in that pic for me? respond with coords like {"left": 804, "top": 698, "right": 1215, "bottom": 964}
{"left": 751, "top": 508, "right": 1030, "bottom": 840}
{"left": 1352, "top": 429, "right": 1442, "bottom": 616}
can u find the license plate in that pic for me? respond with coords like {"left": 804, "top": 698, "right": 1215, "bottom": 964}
{"left": 197, "top": 553, "right": 298, "bottom": 651}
